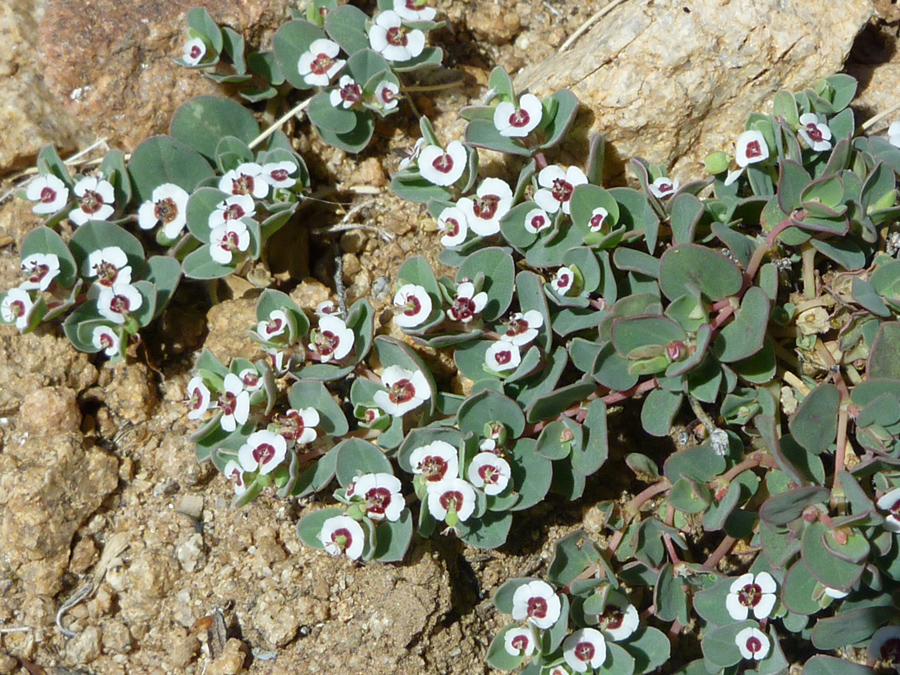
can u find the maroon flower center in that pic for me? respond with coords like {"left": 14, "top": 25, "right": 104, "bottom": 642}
{"left": 590, "top": 213, "right": 606, "bottom": 231}
{"left": 241, "top": 372, "right": 259, "bottom": 388}
{"left": 381, "top": 87, "right": 396, "bottom": 103}
{"left": 529, "top": 213, "right": 548, "bottom": 231}
{"left": 231, "top": 175, "right": 256, "bottom": 196}
{"left": 270, "top": 169, "right": 290, "bottom": 182}
{"left": 253, "top": 443, "right": 277, "bottom": 465}
{"left": 738, "top": 583, "right": 763, "bottom": 607}
{"left": 881, "top": 638, "right": 900, "bottom": 663}
{"left": 432, "top": 153, "right": 455, "bottom": 175}
{"left": 478, "top": 464, "right": 499, "bottom": 485}
{"left": 495, "top": 349, "right": 513, "bottom": 365}
{"left": 189, "top": 388, "right": 206, "bottom": 411}
{"left": 221, "top": 230, "right": 241, "bottom": 251}
{"left": 223, "top": 204, "right": 245, "bottom": 221}
{"left": 40, "top": 187, "right": 59, "bottom": 204}
{"left": 557, "top": 273, "right": 571, "bottom": 288}
{"left": 574, "top": 642, "right": 595, "bottom": 663}
{"left": 94, "top": 261, "right": 121, "bottom": 287}
{"left": 439, "top": 490, "right": 463, "bottom": 513}
{"left": 386, "top": 26, "right": 408, "bottom": 47}
{"left": 340, "top": 83, "right": 363, "bottom": 105}
{"left": 509, "top": 109, "right": 531, "bottom": 128}
{"left": 506, "top": 317, "right": 530, "bottom": 337}
{"left": 419, "top": 456, "right": 449, "bottom": 481}
{"left": 264, "top": 317, "right": 284, "bottom": 336}
{"left": 402, "top": 295, "right": 422, "bottom": 317}
{"left": 805, "top": 123, "right": 824, "bottom": 143}
{"left": 602, "top": 608, "right": 624, "bottom": 630}
{"left": 511, "top": 635, "right": 529, "bottom": 651}
{"left": 154, "top": 197, "right": 178, "bottom": 224}
{"left": 745, "top": 637, "right": 763, "bottom": 654}
{"left": 98, "top": 332, "right": 115, "bottom": 350}
{"left": 889, "top": 498, "right": 900, "bottom": 516}
{"left": 227, "top": 466, "right": 244, "bottom": 487}
{"left": 450, "top": 297, "right": 476, "bottom": 322}
{"left": 745, "top": 140, "right": 763, "bottom": 160}
{"left": 7, "top": 300, "right": 26, "bottom": 319}
{"left": 551, "top": 179, "right": 574, "bottom": 204}
{"left": 219, "top": 391, "right": 237, "bottom": 416}
{"left": 389, "top": 379, "right": 416, "bottom": 404}
{"left": 190, "top": 44, "right": 203, "bottom": 60}
{"left": 278, "top": 410, "right": 309, "bottom": 442}
{"left": 365, "top": 487, "right": 392, "bottom": 516}
{"left": 315, "top": 330, "right": 340, "bottom": 357}
{"left": 473, "top": 194, "right": 500, "bottom": 220}
{"left": 656, "top": 181, "right": 674, "bottom": 195}
{"left": 443, "top": 217, "right": 460, "bottom": 236}
{"left": 80, "top": 190, "right": 104, "bottom": 214}
{"left": 527, "top": 597, "right": 548, "bottom": 619}
{"left": 331, "top": 527, "right": 353, "bottom": 550}
{"left": 25, "top": 261, "right": 50, "bottom": 285}
{"left": 311, "top": 53, "right": 335, "bottom": 76}
{"left": 109, "top": 294, "right": 132, "bottom": 315}
{"left": 405, "top": 0, "right": 427, "bottom": 9}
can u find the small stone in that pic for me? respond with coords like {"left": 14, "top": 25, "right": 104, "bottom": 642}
{"left": 175, "top": 533, "right": 206, "bottom": 573}
{"left": 69, "top": 536, "right": 98, "bottom": 574}
{"left": 16, "top": 386, "right": 81, "bottom": 435}
{"left": 206, "top": 638, "right": 248, "bottom": 675}
{"left": 252, "top": 589, "right": 300, "bottom": 647}
{"left": 101, "top": 620, "right": 132, "bottom": 655}
{"left": 341, "top": 253, "right": 361, "bottom": 281}
{"left": 167, "top": 629, "right": 200, "bottom": 670}
{"left": 340, "top": 229, "right": 367, "bottom": 254}
{"left": 470, "top": 0, "right": 521, "bottom": 44}
{"left": 0, "top": 653, "right": 17, "bottom": 674}
{"left": 175, "top": 494, "right": 204, "bottom": 520}
{"left": 66, "top": 625, "right": 101, "bottom": 664}
{"left": 348, "top": 157, "right": 386, "bottom": 188}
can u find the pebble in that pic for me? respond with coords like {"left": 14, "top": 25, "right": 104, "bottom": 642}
{"left": 206, "top": 638, "right": 248, "bottom": 675}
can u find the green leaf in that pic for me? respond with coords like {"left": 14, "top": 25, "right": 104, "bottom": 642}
{"left": 596, "top": 643, "right": 636, "bottom": 675}
{"left": 308, "top": 91, "right": 357, "bottom": 133}
{"left": 170, "top": 96, "right": 260, "bottom": 162}
{"left": 782, "top": 559, "right": 822, "bottom": 615}
{"left": 485, "top": 623, "right": 528, "bottom": 671}
{"left": 640, "top": 388, "right": 683, "bottom": 437}
{"left": 626, "top": 627, "right": 671, "bottom": 675}
{"left": 314, "top": 111, "right": 375, "bottom": 153}
{"left": 457, "top": 247, "right": 515, "bottom": 321}
{"left": 669, "top": 477, "right": 711, "bottom": 514}
{"left": 488, "top": 66, "right": 515, "bottom": 102}
{"left": 759, "top": 485, "right": 829, "bottom": 525}
{"left": 538, "top": 90, "right": 579, "bottom": 150}
{"left": 69, "top": 220, "right": 145, "bottom": 275}
{"left": 465, "top": 119, "right": 531, "bottom": 157}
{"left": 789, "top": 383, "right": 840, "bottom": 454}
{"left": 801, "top": 655, "right": 874, "bottom": 675}
{"left": 654, "top": 564, "right": 689, "bottom": 624}
{"left": 575, "top": 398, "right": 608, "bottom": 476}
{"left": 851, "top": 277, "right": 890, "bottom": 317}
{"left": 571, "top": 184, "right": 620, "bottom": 236}
{"left": 373, "top": 509, "right": 413, "bottom": 562}
{"left": 547, "top": 530, "right": 602, "bottom": 587}
{"left": 185, "top": 8, "right": 223, "bottom": 52}
{"left": 713, "top": 286, "right": 770, "bottom": 362}
{"left": 297, "top": 506, "right": 347, "bottom": 549}
{"left": 612, "top": 315, "right": 686, "bottom": 357}
{"left": 668, "top": 192, "right": 704, "bottom": 244}
{"left": 457, "top": 389, "right": 525, "bottom": 438}
{"left": 701, "top": 620, "right": 756, "bottom": 668}
{"left": 664, "top": 441, "right": 726, "bottom": 482}
{"left": 458, "top": 510, "right": 513, "bottom": 549}
{"left": 526, "top": 378, "right": 595, "bottom": 424}
{"left": 801, "top": 521, "right": 863, "bottom": 591}
{"left": 868, "top": 321, "right": 900, "bottom": 380}
{"left": 658, "top": 243, "right": 743, "bottom": 301}
{"left": 334, "top": 438, "right": 392, "bottom": 486}
{"left": 810, "top": 605, "right": 894, "bottom": 650}
{"left": 142, "top": 255, "right": 182, "bottom": 318}
{"left": 535, "top": 419, "right": 581, "bottom": 460}
{"left": 324, "top": 4, "right": 369, "bottom": 54}
{"left": 288, "top": 380, "right": 348, "bottom": 436}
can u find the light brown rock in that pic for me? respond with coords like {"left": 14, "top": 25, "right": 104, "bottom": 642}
{"left": 206, "top": 637, "right": 248, "bottom": 675}
{"left": 16, "top": 385, "right": 80, "bottom": 435}
{"left": 515, "top": 0, "right": 873, "bottom": 180}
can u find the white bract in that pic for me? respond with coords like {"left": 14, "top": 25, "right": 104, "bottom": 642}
{"left": 237, "top": 368, "right": 262, "bottom": 392}
{"left": 374, "top": 80, "right": 400, "bottom": 111}
{"left": 256, "top": 309, "right": 290, "bottom": 342}
{"left": 447, "top": 281, "right": 487, "bottom": 323}
{"left": 137, "top": 183, "right": 190, "bottom": 239}
{"left": 351, "top": 472, "right": 405, "bottom": 522}
{"left": 186, "top": 376, "right": 212, "bottom": 420}
{"left": 399, "top": 138, "right": 425, "bottom": 170}
{"left": 91, "top": 325, "right": 121, "bottom": 357}
{"left": 210, "top": 220, "right": 251, "bottom": 265}
{"left": 501, "top": 311, "right": 543, "bottom": 346}
{"left": 467, "top": 452, "right": 511, "bottom": 495}
{"left": 261, "top": 161, "right": 298, "bottom": 188}
{"left": 392, "top": 0, "right": 436, "bottom": 21}
{"left": 26, "top": 174, "right": 69, "bottom": 215}
{"left": 426, "top": 477, "right": 476, "bottom": 523}
{"left": 493, "top": 94, "right": 542, "bottom": 137}
{"left": 524, "top": 207, "right": 551, "bottom": 234}
{"left": 209, "top": 194, "right": 256, "bottom": 229}
{"left": 797, "top": 113, "right": 832, "bottom": 152}
{"left": 279, "top": 407, "right": 319, "bottom": 445}
{"left": 735, "top": 626, "right": 770, "bottom": 661}
{"left": 418, "top": 141, "right": 467, "bottom": 187}
{"left": 319, "top": 514, "right": 365, "bottom": 559}
{"left": 316, "top": 300, "right": 338, "bottom": 316}
{"left": 534, "top": 165, "right": 587, "bottom": 215}
{"left": 298, "top": 38, "right": 345, "bottom": 87}
{"left": 589, "top": 207, "right": 609, "bottom": 233}
{"left": 97, "top": 283, "right": 143, "bottom": 324}
{"left": 869, "top": 626, "right": 900, "bottom": 666}
{"left": 649, "top": 176, "right": 679, "bottom": 199}
{"left": 182, "top": 37, "right": 207, "bottom": 66}
{"left": 239, "top": 430, "right": 287, "bottom": 475}
{"left": 409, "top": 440, "right": 459, "bottom": 483}
{"left": 878, "top": 487, "right": 900, "bottom": 532}
{"left": 551, "top": 266, "right": 575, "bottom": 295}
{"left": 368, "top": 11, "right": 425, "bottom": 62}
{"left": 890, "top": 121, "right": 900, "bottom": 149}
{"left": 437, "top": 206, "right": 468, "bottom": 247}
{"left": 19, "top": 253, "right": 60, "bottom": 291}
{"left": 512, "top": 580, "right": 562, "bottom": 630}
{"left": 309, "top": 315, "right": 355, "bottom": 362}
{"left": 223, "top": 460, "right": 247, "bottom": 496}
{"left": 503, "top": 626, "right": 537, "bottom": 657}
{"left": 485, "top": 340, "right": 521, "bottom": 373}
{"left": 330, "top": 75, "right": 363, "bottom": 109}
{"left": 83, "top": 246, "right": 132, "bottom": 288}
{"left": 736, "top": 130, "right": 770, "bottom": 168}
{"left": 1, "top": 289, "right": 35, "bottom": 330}
{"left": 457, "top": 178, "right": 513, "bottom": 237}
{"left": 726, "top": 572, "right": 777, "bottom": 621}
{"left": 217, "top": 373, "right": 250, "bottom": 432}
{"left": 563, "top": 628, "right": 607, "bottom": 673}
{"left": 70, "top": 176, "right": 115, "bottom": 225}
{"left": 393, "top": 283, "right": 433, "bottom": 328}
{"left": 219, "top": 163, "right": 269, "bottom": 199}
{"left": 597, "top": 602, "right": 639, "bottom": 641}
{"left": 374, "top": 365, "right": 431, "bottom": 416}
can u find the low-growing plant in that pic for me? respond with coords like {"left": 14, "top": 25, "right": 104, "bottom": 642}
{"left": 5, "top": 4, "right": 900, "bottom": 673}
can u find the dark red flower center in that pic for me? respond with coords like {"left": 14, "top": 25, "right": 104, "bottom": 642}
{"left": 270, "top": 168, "right": 290, "bottom": 182}
{"left": 314, "top": 329, "right": 340, "bottom": 357}
{"left": 602, "top": 607, "right": 624, "bottom": 630}
{"left": 189, "top": 387, "right": 206, "bottom": 411}
{"left": 745, "top": 140, "right": 763, "bottom": 159}
{"left": 656, "top": 181, "right": 674, "bottom": 194}
{"left": 529, "top": 213, "right": 548, "bottom": 231}
{"left": 98, "top": 332, "right": 115, "bottom": 350}
{"left": 551, "top": 179, "right": 574, "bottom": 204}
{"left": 881, "top": 638, "right": 900, "bottom": 663}
{"left": 509, "top": 109, "right": 531, "bottom": 128}
{"left": 231, "top": 174, "right": 256, "bottom": 196}
{"left": 340, "top": 83, "right": 363, "bottom": 105}
{"left": 432, "top": 153, "right": 455, "bottom": 174}
{"left": 7, "top": 300, "right": 26, "bottom": 319}
{"left": 264, "top": 317, "right": 284, "bottom": 336}
{"left": 402, "top": 295, "right": 423, "bottom": 317}
{"left": 241, "top": 372, "right": 259, "bottom": 388}
{"left": 450, "top": 296, "right": 476, "bottom": 322}
{"left": 94, "top": 261, "right": 121, "bottom": 287}
{"left": 511, "top": 634, "right": 529, "bottom": 651}
{"left": 805, "top": 123, "right": 824, "bottom": 143}
{"left": 223, "top": 203, "right": 245, "bottom": 221}
{"left": 478, "top": 464, "right": 499, "bottom": 485}
{"left": 253, "top": 443, "right": 277, "bottom": 465}
{"left": 574, "top": 642, "right": 595, "bottom": 662}
{"left": 473, "top": 194, "right": 499, "bottom": 220}
{"left": 389, "top": 379, "right": 416, "bottom": 404}
{"left": 386, "top": 26, "right": 408, "bottom": 47}
{"left": 365, "top": 487, "right": 392, "bottom": 516}
{"left": 277, "top": 410, "right": 310, "bottom": 442}
{"left": 381, "top": 87, "right": 396, "bottom": 103}
{"left": 557, "top": 273, "right": 571, "bottom": 288}
{"left": 746, "top": 636, "right": 763, "bottom": 654}
{"left": 109, "top": 294, "right": 132, "bottom": 315}
{"left": 419, "top": 456, "right": 449, "bottom": 481}
{"left": 443, "top": 217, "right": 460, "bottom": 236}
{"left": 495, "top": 349, "right": 513, "bottom": 365}
{"left": 154, "top": 197, "right": 178, "bottom": 224}
{"left": 190, "top": 44, "right": 203, "bottom": 59}
{"left": 80, "top": 190, "right": 104, "bottom": 214}
{"left": 506, "top": 316, "right": 530, "bottom": 337}
{"left": 331, "top": 527, "right": 353, "bottom": 550}
{"left": 439, "top": 490, "right": 463, "bottom": 513}
{"left": 738, "top": 583, "right": 763, "bottom": 607}
{"left": 40, "top": 187, "right": 59, "bottom": 204}
{"left": 311, "top": 53, "right": 335, "bottom": 76}
{"left": 219, "top": 391, "right": 237, "bottom": 416}
{"left": 25, "top": 261, "right": 50, "bottom": 285}
{"left": 527, "top": 597, "right": 548, "bottom": 619}
{"left": 590, "top": 212, "right": 606, "bottom": 231}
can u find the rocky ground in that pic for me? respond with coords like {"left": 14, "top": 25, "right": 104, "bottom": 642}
{"left": 0, "top": 0, "right": 898, "bottom": 673}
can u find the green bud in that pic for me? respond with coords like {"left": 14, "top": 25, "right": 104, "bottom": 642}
{"left": 704, "top": 151, "right": 730, "bottom": 175}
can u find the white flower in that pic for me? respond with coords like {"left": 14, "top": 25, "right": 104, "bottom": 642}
{"left": 374, "top": 365, "right": 430, "bottom": 416}
{"left": 418, "top": 141, "right": 467, "bottom": 187}
{"left": 298, "top": 38, "right": 345, "bottom": 87}
{"left": 467, "top": 452, "right": 511, "bottom": 496}
{"left": 409, "top": 440, "right": 459, "bottom": 483}
{"left": 186, "top": 376, "right": 212, "bottom": 420}
{"left": 373, "top": 80, "right": 400, "bottom": 111}
{"left": 501, "top": 311, "right": 543, "bottom": 346}
{"left": 534, "top": 165, "right": 587, "bottom": 215}
{"left": 447, "top": 281, "right": 487, "bottom": 323}
{"left": 209, "top": 194, "right": 256, "bottom": 230}
{"left": 182, "top": 37, "right": 207, "bottom": 66}
{"left": 890, "top": 121, "right": 900, "bottom": 149}
{"left": 485, "top": 341, "right": 521, "bottom": 373}
{"left": 393, "top": 283, "right": 433, "bottom": 328}
{"left": 351, "top": 473, "right": 405, "bottom": 522}
{"left": 427, "top": 478, "right": 476, "bottom": 523}
{"left": 589, "top": 207, "right": 609, "bottom": 233}
{"left": 512, "top": 580, "right": 562, "bottom": 630}
{"left": 551, "top": 266, "right": 575, "bottom": 295}
{"left": 503, "top": 626, "right": 537, "bottom": 657}
{"left": 279, "top": 407, "right": 319, "bottom": 445}
{"left": 223, "top": 460, "right": 247, "bottom": 496}
{"left": 399, "top": 138, "right": 425, "bottom": 170}
{"left": 735, "top": 130, "right": 770, "bottom": 168}
{"left": 19, "top": 253, "right": 60, "bottom": 291}
{"left": 437, "top": 206, "right": 468, "bottom": 247}
{"left": 137, "top": 183, "right": 190, "bottom": 239}
{"left": 797, "top": 113, "right": 832, "bottom": 152}
{"left": 239, "top": 430, "right": 287, "bottom": 475}
{"left": 91, "top": 325, "right": 121, "bottom": 357}
{"left": 649, "top": 176, "right": 679, "bottom": 199}
{"left": 1, "top": 289, "right": 35, "bottom": 330}
{"left": 25, "top": 174, "right": 69, "bottom": 215}
{"left": 368, "top": 11, "right": 425, "bottom": 62}
{"left": 563, "top": 628, "right": 607, "bottom": 673}
{"left": 218, "top": 163, "right": 269, "bottom": 199}
{"left": 70, "top": 176, "right": 115, "bottom": 225}
{"left": 329, "top": 75, "right": 363, "bottom": 109}
{"left": 261, "top": 162, "right": 298, "bottom": 189}
{"left": 735, "top": 626, "right": 770, "bottom": 661}
{"left": 877, "top": 487, "right": 900, "bottom": 532}
{"left": 546, "top": 668, "right": 569, "bottom": 675}
{"left": 83, "top": 246, "right": 132, "bottom": 288}
{"left": 823, "top": 586, "right": 849, "bottom": 599}
{"left": 319, "top": 514, "right": 365, "bottom": 559}
{"left": 309, "top": 315, "right": 354, "bottom": 362}
{"left": 238, "top": 368, "right": 263, "bottom": 392}
{"left": 493, "top": 94, "right": 542, "bottom": 137}
{"left": 726, "top": 572, "right": 777, "bottom": 621}
{"left": 457, "top": 178, "right": 513, "bottom": 237}
{"left": 597, "top": 602, "right": 639, "bottom": 641}
{"left": 217, "top": 373, "right": 250, "bottom": 433}
{"left": 869, "top": 626, "right": 900, "bottom": 666}
{"left": 210, "top": 220, "right": 251, "bottom": 265}
{"left": 97, "top": 283, "right": 143, "bottom": 324}
{"left": 392, "top": 0, "right": 436, "bottom": 21}
{"left": 256, "top": 309, "right": 290, "bottom": 342}
{"left": 524, "top": 207, "right": 551, "bottom": 234}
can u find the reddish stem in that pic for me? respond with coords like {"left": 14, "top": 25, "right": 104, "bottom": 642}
{"left": 601, "top": 378, "right": 659, "bottom": 405}
{"left": 702, "top": 535, "right": 737, "bottom": 570}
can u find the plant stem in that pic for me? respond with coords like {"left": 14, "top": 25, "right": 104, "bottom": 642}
{"left": 604, "top": 480, "right": 672, "bottom": 558}
{"left": 249, "top": 98, "right": 312, "bottom": 150}
{"left": 601, "top": 378, "right": 659, "bottom": 405}
{"left": 743, "top": 216, "right": 795, "bottom": 287}
{"left": 702, "top": 535, "right": 737, "bottom": 570}
{"left": 800, "top": 242, "right": 817, "bottom": 299}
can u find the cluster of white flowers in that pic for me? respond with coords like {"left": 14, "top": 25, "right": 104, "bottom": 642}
{"left": 484, "top": 309, "right": 544, "bottom": 374}
{"left": 25, "top": 173, "right": 117, "bottom": 225}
